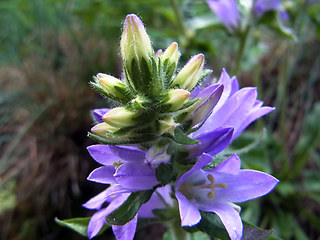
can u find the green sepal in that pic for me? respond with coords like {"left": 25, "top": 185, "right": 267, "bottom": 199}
{"left": 55, "top": 217, "right": 109, "bottom": 237}
{"left": 197, "top": 69, "right": 213, "bottom": 85}
{"left": 88, "top": 132, "right": 157, "bottom": 145}
{"left": 89, "top": 81, "right": 131, "bottom": 104}
{"left": 184, "top": 211, "right": 229, "bottom": 239}
{"left": 174, "top": 112, "right": 189, "bottom": 123}
{"left": 258, "top": 11, "right": 296, "bottom": 40}
{"left": 105, "top": 189, "right": 155, "bottom": 225}
{"left": 180, "top": 98, "right": 199, "bottom": 110}
{"left": 172, "top": 127, "right": 199, "bottom": 145}
{"left": 156, "top": 163, "right": 174, "bottom": 186}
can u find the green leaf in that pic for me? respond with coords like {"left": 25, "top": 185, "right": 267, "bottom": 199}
{"left": 258, "top": 11, "right": 296, "bottom": 40}
{"left": 173, "top": 127, "right": 199, "bottom": 145}
{"left": 156, "top": 163, "right": 174, "bottom": 186}
{"left": 242, "top": 221, "right": 273, "bottom": 240}
{"left": 184, "top": 211, "right": 229, "bottom": 239}
{"left": 105, "top": 189, "right": 155, "bottom": 225}
{"left": 55, "top": 217, "right": 109, "bottom": 237}
{"left": 180, "top": 98, "right": 199, "bottom": 110}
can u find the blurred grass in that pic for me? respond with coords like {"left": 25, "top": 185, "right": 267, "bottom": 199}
{"left": 0, "top": 0, "right": 319, "bottom": 239}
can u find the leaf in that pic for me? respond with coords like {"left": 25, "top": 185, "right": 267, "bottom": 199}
{"left": 55, "top": 217, "right": 109, "bottom": 237}
{"left": 258, "top": 11, "right": 296, "bottom": 40}
{"left": 242, "top": 221, "right": 273, "bottom": 240}
{"left": 173, "top": 127, "right": 199, "bottom": 145}
{"left": 156, "top": 163, "right": 174, "bottom": 186}
{"left": 105, "top": 189, "right": 155, "bottom": 225}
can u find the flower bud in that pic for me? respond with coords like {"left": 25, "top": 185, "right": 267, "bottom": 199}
{"left": 102, "top": 107, "right": 137, "bottom": 128}
{"left": 155, "top": 49, "right": 163, "bottom": 58}
{"left": 91, "top": 122, "right": 119, "bottom": 136}
{"left": 158, "top": 116, "right": 176, "bottom": 135}
{"left": 161, "top": 42, "right": 179, "bottom": 67}
{"left": 97, "top": 73, "right": 130, "bottom": 102}
{"left": 161, "top": 89, "right": 190, "bottom": 112}
{"left": 171, "top": 54, "right": 205, "bottom": 91}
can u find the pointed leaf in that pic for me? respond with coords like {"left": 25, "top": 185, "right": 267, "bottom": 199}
{"left": 173, "top": 127, "right": 199, "bottom": 145}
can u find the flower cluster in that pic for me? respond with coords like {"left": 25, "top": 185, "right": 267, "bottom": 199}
{"left": 83, "top": 14, "right": 278, "bottom": 240}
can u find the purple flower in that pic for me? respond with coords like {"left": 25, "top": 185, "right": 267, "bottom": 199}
{"left": 85, "top": 186, "right": 171, "bottom": 240}
{"left": 254, "top": 0, "right": 289, "bottom": 20}
{"left": 191, "top": 69, "right": 274, "bottom": 141}
{"left": 175, "top": 153, "right": 279, "bottom": 240}
{"left": 206, "top": 0, "right": 241, "bottom": 30}
{"left": 92, "top": 108, "right": 110, "bottom": 123}
{"left": 86, "top": 144, "right": 170, "bottom": 192}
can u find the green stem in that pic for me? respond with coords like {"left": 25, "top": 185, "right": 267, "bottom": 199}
{"left": 233, "top": 26, "right": 251, "bottom": 76}
{"left": 169, "top": 0, "right": 186, "bottom": 36}
{"left": 168, "top": 219, "right": 191, "bottom": 240}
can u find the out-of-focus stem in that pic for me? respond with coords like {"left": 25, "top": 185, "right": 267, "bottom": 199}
{"left": 169, "top": 0, "right": 186, "bottom": 36}
{"left": 233, "top": 26, "right": 251, "bottom": 76}
{"left": 168, "top": 219, "right": 190, "bottom": 240}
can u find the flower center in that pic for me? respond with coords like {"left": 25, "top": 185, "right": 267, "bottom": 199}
{"left": 197, "top": 174, "right": 227, "bottom": 199}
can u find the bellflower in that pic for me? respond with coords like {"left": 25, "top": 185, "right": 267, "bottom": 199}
{"left": 175, "top": 153, "right": 279, "bottom": 240}
{"left": 206, "top": 0, "right": 241, "bottom": 30}
{"left": 85, "top": 186, "right": 172, "bottom": 240}
{"left": 86, "top": 144, "right": 170, "bottom": 192}
{"left": 254, "top": 0, "right": 289, "bottom": 20}
{"left": 183, "top": 69, "right": 274, "bottom": 159}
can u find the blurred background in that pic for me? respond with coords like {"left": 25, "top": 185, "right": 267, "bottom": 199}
{"left": 0, "top": 0, "right": 319, "bottom": 239}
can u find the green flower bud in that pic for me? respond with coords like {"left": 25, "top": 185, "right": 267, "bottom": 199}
{"left": 102, "top": 107, "right": 137, "bottom": 128}
{"left": 97, "top": 73, "right": 130, "bottom": 102}
{"left": 161, "top": 42, "right": 179, "bottom": 67}
{"left": 161, "top": 89, "right": 190, "bottom": 112}
{"left": 158, "top": 116, "right": 176, "bottom": 135}
{"left": 171, "top": 54, "right": 205, "bottom": 91}
{"left": 91, "top": 122, "right": 119, "bottom": 136}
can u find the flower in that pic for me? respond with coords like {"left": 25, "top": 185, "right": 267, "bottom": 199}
{"left": 254, "top": 0, "right": 289, "bottom": 20}
{"left": 206, "top": 0, "right": 241, "bottom": 30}
{"left": 182, "top": 69, "right": 274, "bottom": 159}
{"left": 86, "top": 144, "right": 170, "bottom": 192}
{"left": 84, "top": 186, "right": 172, "bottom": 240}
{"left": 175, "top": 153, "right": 279, "bottom": 240}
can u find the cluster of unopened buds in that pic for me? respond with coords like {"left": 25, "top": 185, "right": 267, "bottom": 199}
{"left": 84, "top": 14, "right": 278, "bottom": 240}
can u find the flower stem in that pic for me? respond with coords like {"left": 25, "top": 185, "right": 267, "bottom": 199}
{"left": 169, "top": 0, "right": 186, "bottom": 36}
{"left": 168, "top": 219, "right": 190, "bottom": 240}
{"left": 233, "top": 26, "right": 251, "bottom": 76}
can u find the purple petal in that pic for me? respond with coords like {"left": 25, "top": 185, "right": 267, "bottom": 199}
{"left": 212, "top": 153, "right": 240, "bottom": 175}
{"left": 112, "top": 215, "right": 137, "bottom": 240}
{"left": 233, "top": 106, "right": 275, "bottom": 139}
{"left": 200, "top": 202, "right": 243, "bottom": 240}
{"left": 87, "top": 145, "right": 122, "bottom": 165}
{"left": 207, "top": 0, "right": 241, "bottom": 29}
{"left": 212, "top": 170, "right": 279, "bottom": 203}
{"left": 176, "top": 154, "right": 213, "bottom": 188}
{"left": 175, "top": 191, "right": 201, "bottom": 227}
{"left": 199, "top": 87, "right": 257, "bottom": 139}
{"left": 109, "top": 145, "right": 145, "bottom": 162}
{"left": 83, "top": 189, "right": 109, "bottom": 210}
{"left": 87, "top": 193, "right": 130, "bottom": 239}
{"left": 93, "top": 108, "right": 110, "bottom": 123}
{"left": 188, "top": 127, "right": 234, "bottom": 159}
{"left": 114, "top": 162, "right": 158, "bottom": 190}
{"left": 87, "top": 166, "right": 116, "bottom": 184}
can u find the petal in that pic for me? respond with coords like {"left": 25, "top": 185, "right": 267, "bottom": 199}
{"left": 139, "top": 187, "right": 168, "bottom": 218}
{"left": 213, "top": 170, "right": 279, "bottom": 203}
{"left": 211, "top": 153, "right": 240, "bottom": 174}
{"left": 175, "top": 191, "right": 201, "bottom": 227}
{"left": 114, "top": 162, "right": 158, "bottom": 190}
{"left": 87, "top": 193, "right": 130, "bottom": 239}
{"left": 105, "top": 184, "right": 132, "bottom": 199}
{"left": 233, "top": 106, "right": 275, "bottom": 139}
{"left": 112, "top": 215, "right": 138, "bottom": 240}
{"left": 200, "top": 202, "right": 243, "bottom": 240}
{"left": 109, "top": 145, "right": 145, "bottom": 162}
{"left": 176, "top": 153, "right": 213, "bottom": 188}
{"left": 87, "top": 166, "right": 116, "bottom": 184}
{"left": 188, "top": 127, "right": 233, "bottom": 158}
{"left": 93, "top": 108, "right": 110, "bottom": 123}
{"left": 87, "top": 145, "right": 121, "bottom": 165}
{"left": 83, "top": 189, "right": 109, "bottom": 210}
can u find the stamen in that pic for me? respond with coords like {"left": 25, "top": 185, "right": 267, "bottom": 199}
{"left": 199, "top": 174, "right": 227, "bottom": 199}
{"left": 113, "top": 161, "right": 123, "bottom": 169}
